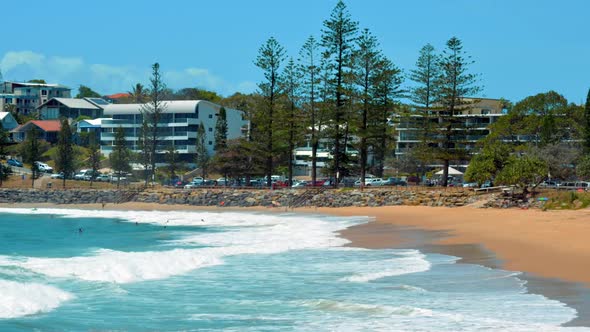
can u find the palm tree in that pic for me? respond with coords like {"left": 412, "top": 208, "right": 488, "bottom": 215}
{"left": 128, "top": 83, "right": 149, "bottom": 103}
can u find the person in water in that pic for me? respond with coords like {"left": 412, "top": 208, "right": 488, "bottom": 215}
{"left": 78, "top": 228, "right": 83, "bottom": 234}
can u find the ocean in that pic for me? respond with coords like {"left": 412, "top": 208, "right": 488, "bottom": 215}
{"left": 0, "top": 207, "right": 587, "bottom": 331}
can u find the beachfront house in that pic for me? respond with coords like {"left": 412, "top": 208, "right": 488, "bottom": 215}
{"left": 99, "top": 100, "right": 249, "bottom": 164}
{"left": 11, "top": 120, "right": 62, "bottom": 144}
{"left": 0, "top": 112, "right": 18, "bottom": 131}
{"left": 37, "top": 97, "right": 108, "bottom": 120}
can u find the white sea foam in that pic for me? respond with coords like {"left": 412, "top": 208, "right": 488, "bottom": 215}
{"left": 299, "top": 298, "right": 461, "bottom": 320}
{"left": 340, "top": 252, "right": 431, "bottom": 282}
{"left": 297, "top": 299, "right": 590, "bottom": 332}
{"left": 0, "top": 280, "right": 73, "bottom": 318}
{"left": 1, "top": 248, "right": 223, "bottom": 283}
{"left": 0, "top": 208, "right": 366, "bottom": 283}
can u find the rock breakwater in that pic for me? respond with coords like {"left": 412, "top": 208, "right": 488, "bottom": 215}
{"left": 0, "top": 188, "right": 476, "bottom": 208}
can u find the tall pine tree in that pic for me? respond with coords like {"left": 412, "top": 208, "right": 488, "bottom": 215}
{"left": 354, "top": 28, "right": 381, "bottom": 185}
{"left": 214, "top": 107, "right": 228, "bottom": 152}
{"left": 584, "top": 88, "right": 590, "bottom": 153}
{"left": 255, "top": 37, "right": 286, "bottom": 187}
{"left": 24, "top": 127, "right": 41, "bottom": 188}
{"left": 0, "top": 121, "right": 8, "bottom": 187}
{"left": 110, "top": 126, "right": 131, "bottom": 188}
{"left": 299, "top": 35, "right": 322, "bottom": 185}
{"left": 370, "top": 56, "right": 403, "bottom": 177}
{"left": 55, "top": 118, "right": 74, "bottom": 188}
{"left": 408, "top": 44, "right": 441, "bottom": 179}
{"left": 87, "top": 134, "right": 101, "bottom": 188}
{"left": 281, "top": 57, "right": 303, "bottom": 186}
{"left": 436, "top": 37, "right": 481, "bottom": 186}
{"left": 140, "top": 63, "right": 167, "bottom": 185}
{"left": 195, "top": 122, "right": 209, "bottom": 178}
{"left": 321, "top": 0, "right": 358, "bottom": 186}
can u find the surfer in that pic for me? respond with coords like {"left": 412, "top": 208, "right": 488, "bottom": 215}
{"left": 78, "top": 227, "right": 83, "bottom": 234}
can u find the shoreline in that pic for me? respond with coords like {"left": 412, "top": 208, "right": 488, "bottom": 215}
{"left": 2, "top": 202, "right": 590, "bottom": 326}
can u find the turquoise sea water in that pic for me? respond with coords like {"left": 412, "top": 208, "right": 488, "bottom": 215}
{"left": 0, "top": 208, "right": 588, "bottom": 331}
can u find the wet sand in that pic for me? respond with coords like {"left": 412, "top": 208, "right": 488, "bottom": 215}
{"left": 328, "top": 206, "right": 590, "bottom": 327}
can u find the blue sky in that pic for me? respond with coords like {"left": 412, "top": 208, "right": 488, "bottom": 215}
{"left": 0, "top": 0, "right": 588, "bottom": 104}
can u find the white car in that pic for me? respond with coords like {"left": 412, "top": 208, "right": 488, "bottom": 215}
{"left": 34, "top": 161, "right": 53, "bottom": 173}
{"left": 354, "top": 178, "right": 384, "bottom": 186}
{"left": 74, "top": 169, "right": 90, "bottom": 180}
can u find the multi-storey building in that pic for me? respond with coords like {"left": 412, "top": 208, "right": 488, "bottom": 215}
{"left": 100, "top": 100, "right": 248, "bottom": 163}
{"left": 0, "top": 81, "right": 71, "bottom": 115}
{"left": 293, "top": 139, "right": 359, "bottom": 176}
{"left": 394, "top": 98, "right": 506, "bottom": 170}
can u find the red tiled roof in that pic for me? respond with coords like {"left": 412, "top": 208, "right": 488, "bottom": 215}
{"left": 107, "top": 93, "right": 131, "bottom": 99}
{"left": 30, "top": 120, "right": 61, "bottom": 132}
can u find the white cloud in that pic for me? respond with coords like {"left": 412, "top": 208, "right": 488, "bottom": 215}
{"left": 0, "top": 50, "right": 251, "bottom": 96}
{"left": 1, "top": 51, "right": 45, "bottom": 72}
{"left": 49, "top": 56, "right": 84, "bottom": 75}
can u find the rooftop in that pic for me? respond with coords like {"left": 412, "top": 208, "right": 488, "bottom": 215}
{"left": 38, "top": 98, "right": 101, "bottom": 110}
{"left": 12, "top": 120, "right": 61, "bottom": 133}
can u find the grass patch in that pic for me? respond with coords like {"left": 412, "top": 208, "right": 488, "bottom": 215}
{"left": 541, "top": 191, "right": 590, "bottom": 210}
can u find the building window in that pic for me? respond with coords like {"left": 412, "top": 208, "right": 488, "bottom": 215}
{"left": 208, "top": 114, "right": 213, "bottom": 119}
{"left": 208, "top": 141, "right": 212, "bottom": 145}
{"left": 41, "top": 90, "right": 47, "bottom": 96}
{"left": 209, "top": 128, "right": 213, "bottom": 132}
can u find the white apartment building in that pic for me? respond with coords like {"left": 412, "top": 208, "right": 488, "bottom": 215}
{"left": 0, "top": 81, "right": 71, "bottom": 115}
{"left": 395, "top": 98, "right": 506, "bottom": 170}
{"left": 100, "top": 100, "right": 248, "bottom": 163}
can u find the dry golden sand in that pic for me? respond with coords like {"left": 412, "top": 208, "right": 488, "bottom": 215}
{"left": 322, "top": 206, "right": 590, "bottom": 287}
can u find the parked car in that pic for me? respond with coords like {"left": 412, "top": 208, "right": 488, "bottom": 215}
{"left": 382, "top": 177, "right": 407, "bottom": 186}
{"left": 540, "top": 180, "right": 560, "bottom": 188}
{"left": 74, "top": 169, "right": 90, "bottom": 180}
{"left": 183, "top": 177, "right": 204, "bottom": 189}
{"left": 184, "top": 178, "right": 215, "bottom": 189}
{"left": 480, "top": 181, "right": 493, "bottom": 188}
{"left": 184, "top": 182, "right": 198, "bottom": 189}
{"left": 558, "top": 181, "right": 590, "bottom": 191}
{"left": 34, "top": 161, "right": 53, "bottom": 173}
{"left": 109, "top": 173, "right": 129, "bottom": 183}
{"left": 292, "top": 181, "right": 308, "bottom": 188}
{"left": 216, "top": 177, "right": 229, "bottom": 186}
{"left": 305, "top": 180, "right": 325, "bottom": 187}
{"left": 340, "top": 177, "right": 358, "bottom": 187}
{"left": 462, "top": 182, "right": 478, "bottom": 188}
{"left": 7, "top": 159, "right": 23, "bottom": 167}
{"left": 50, "top": 172, "right": 65, "bottom": 179}
{"left": 83, "top": 170, "right": 101, "bottom": 181}
{"left": 95, "top": 174, "right": 111, "bottom": 182}
{"left": 354, "top": 178, "right": 384, "bottom": 186}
